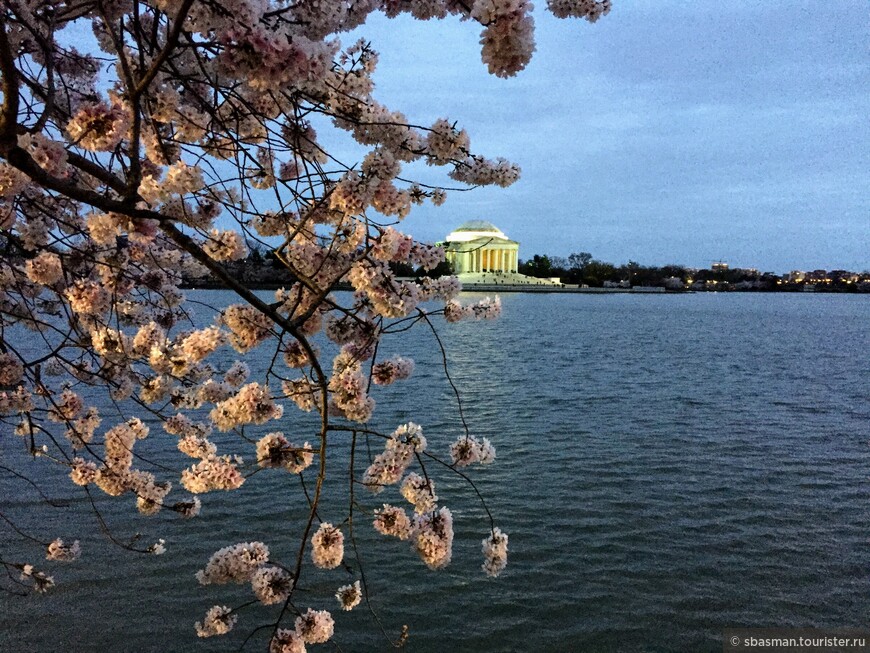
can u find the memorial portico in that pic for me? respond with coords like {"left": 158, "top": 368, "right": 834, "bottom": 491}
{"left": 439, "top": 221, "right": 520, "bottom": 274}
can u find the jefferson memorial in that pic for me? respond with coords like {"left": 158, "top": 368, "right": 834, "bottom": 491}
{"left": 439, "top": 221, "right": 519, "bottom": 274}
{"left": 439, "top": 221, "right": 561, "bottom": 286}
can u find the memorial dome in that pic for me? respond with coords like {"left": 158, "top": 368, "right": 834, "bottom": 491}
{"left": 445, "top": 221, "right": 508, "bottom": 242}
{"left": 441, "top": 221, "right": 519, "bottom": 275}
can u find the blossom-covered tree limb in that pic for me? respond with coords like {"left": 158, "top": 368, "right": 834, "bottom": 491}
{"left": 0, "top": 0, "right": 608, "bottom": 647}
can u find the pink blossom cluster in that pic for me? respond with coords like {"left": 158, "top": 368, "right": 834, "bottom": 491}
{"left": 65, "top": 97, "right": 131, "bottom": 152}
{"left": 547, "top": 0, "right": 612, "bottom": 21}
{"left": 347, "top": 261, "right": 421, "bottom": 319}
{"left": 269, "top": 629, "right": 307, "bottom": 653}
{"left": 362, "top": 422, "right": 426, "bottom": 492}
{"left": 373, "top": 504, "right": 413, "bottom": 540}
{"left": 481, "top": 527, "right": 509, "bottom": 577}
{"left": 325, "top": 314, "right": 379, "bottom": 350}
{"left": 177, "top": 435, "right": 217, "bottom": 459}
{"left": 217, "top": 28, "right": 336, "bottom": 92}
{"left": 219, "top": 305, "right": 274, "bottom": 353}
{"left": 18, "top": 133, "right": 69, "bottom": 178}
{"left": 181, "top": 455, "right": 245, "bottom": 494}
{"left": 138, "top": 161, "right": 205, "bottom": 204}
{"left": 371, "top": 226, "right": 413, "bottom": 262}
{"left": 449, "top": 155, "right": 521, "bottom": 187}
{"left": 86, "top": 212, "right": 123, "bottom": 245}
{"left": 224, "top": 361, "right": 250, "bottom": 387}
{"left": 24, "top": 251, "right": 64, "bottom": 286}
{"left": 275, "top": 285, "right": 330, "bottom": 336}
{"left": 0, "top": 162, "right": 28, "bottom": 199}
{"left": 328, "top": 349, "right": 375, "bottom": 422}
{"left": 103, "top": 418, "right": 148, "bottom": 471}
{"left": 449, "top": 435, "right": 497, "bottom": 467}
{"left": 173, "top": 497, "right": 202, "bottom": 519}
{"left": 164, "top": 413, "right": 212, "bottom": 440}
{"left": 372, "top": 356, "right": 414, "bottom": 386}
{"left": 195, "top": 605, "right": 237, "bottom": 638}
{"left": 282, "top": 378, "right": 317, "bottom": 413}
{"left": 283, "top": 341, "right": 315, "bottom": 368}
{"left": 69, "top": 458, "right": 99, "bottom": 486}
{"left": 425, "top": 118, "right": 470, "bottom": 163}
{"left": 46, "top": 538, "right": 81, "bottom": 562}
{"left": 0, "top": 353, "right": 24, "bottom": 386}
{"left": 370, "top": 227, "right": 446, "bottom": 272}
{"left": 65, "top": 280, "right": 110, "bottom": 316}
{"left": 18, "top": 565, "right": 55, "bottom": 594}
{"left": 335, "top": 580, "right": 362, "bottom": 611}
{"left": 418, "top": 276, "right": 462, "bottom": 302}
{"left": 202, "top": 230, "right": 248, "bottom": 262}
{"left": 413, "top": 506, "right": 454, "bottom": 570}
{"left": 311, "top": 522, "right": 344, "bottom": 569}
{"left": 444, "top": 296, "right": 502, "bottom": 322}
{"left": 472, "top": 0, "right": 536, "bottom": 78}
{"left": 196, "top": 542, "right": 270, "bottom": 585}
{"left": 255, "top": 433, "right": 313, "bottom": 473}
{"left": 294, "top": 608, "right": 335, "bottom": 644}
{"left": 209, "top": 382, "right": 283, "bottom": 431}
{"left": 90, "top": 327, "right": 132, "bottom": 362}
{"left": 251, "top": 566, "right": 293, "bottom": 605}
{"left": 401, "top": 472, "right": 438, "bottom": 514}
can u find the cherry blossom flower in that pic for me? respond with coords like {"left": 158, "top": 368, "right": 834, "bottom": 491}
{"left": 196, "top": 542, "right": 270, "bottom": 585}
{"left": 0, "top": 353, "right": 24, "bottom": 386}
{"left": 373, "top": 504, "right": 413, "bottom": 540}
{"left": 335, "top": 580, "right": 362, "bottom": 611}
{"left": 181, "top": 455, "right": 245, "bottom": 493}
{"left": 414, "top": 507, "right": 454, "bottom": 570}
{"left": 294, "top": 608, "right": 334, "bottom": 644}
{"left": 46, "top": 538, "right": 81, "bottom": 562}
{"left": 311, "top": 523, "right": 344, "bottom": 569}
{"left": 195, "top": 605, "right": 237, "bottom": 638}
{"left": 24, "top": 252, "right": 63, "bottom": 285}
{"left": 481, "top": 528, "right": 509, "bottom": 577}
{"left": 66, "top": 97, "right": 131, "bottom": 152}
{"left": 372, "top": 356, "right": 414, "bottom": 386}
{"left": 251, "top": 566, "right": 293, "bottom": 605}
{"left": 449, "top": 435, "right": 497, "bottom": 467}
{"left": 270, "top": 629, "right": 306, "bottom": 653}
{"left": 401, "top": 473, "right": 438, "bottom": 514}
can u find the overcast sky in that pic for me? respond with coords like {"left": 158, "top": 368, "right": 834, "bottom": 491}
{"left": 346, "top": 2, "right": 868, "bottom": 272}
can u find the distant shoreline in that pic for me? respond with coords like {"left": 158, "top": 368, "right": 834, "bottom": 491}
{"left": 181, "top": 282, "right": 866, "bottom": 295}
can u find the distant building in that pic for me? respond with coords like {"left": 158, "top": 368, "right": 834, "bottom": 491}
{"left": 440, "top": 221, "right": 519, "bottom": 274}
{"left": 788, "top": 270, "right": 806, "bottom": 282}
{"left": 711, "top": 261, "right": 729, "bottom": 272}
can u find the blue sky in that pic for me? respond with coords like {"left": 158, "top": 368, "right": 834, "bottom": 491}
{"left": 346, "top": 2, "right": 869, "bottom": 272}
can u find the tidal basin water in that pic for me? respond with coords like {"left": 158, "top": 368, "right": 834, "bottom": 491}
{"left": 1, "top": 291, "right": 868, "bottom": 652}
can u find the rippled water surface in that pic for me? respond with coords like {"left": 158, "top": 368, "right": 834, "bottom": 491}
{"left": 2, "top": 292, "right": 868, "bottom": 652}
